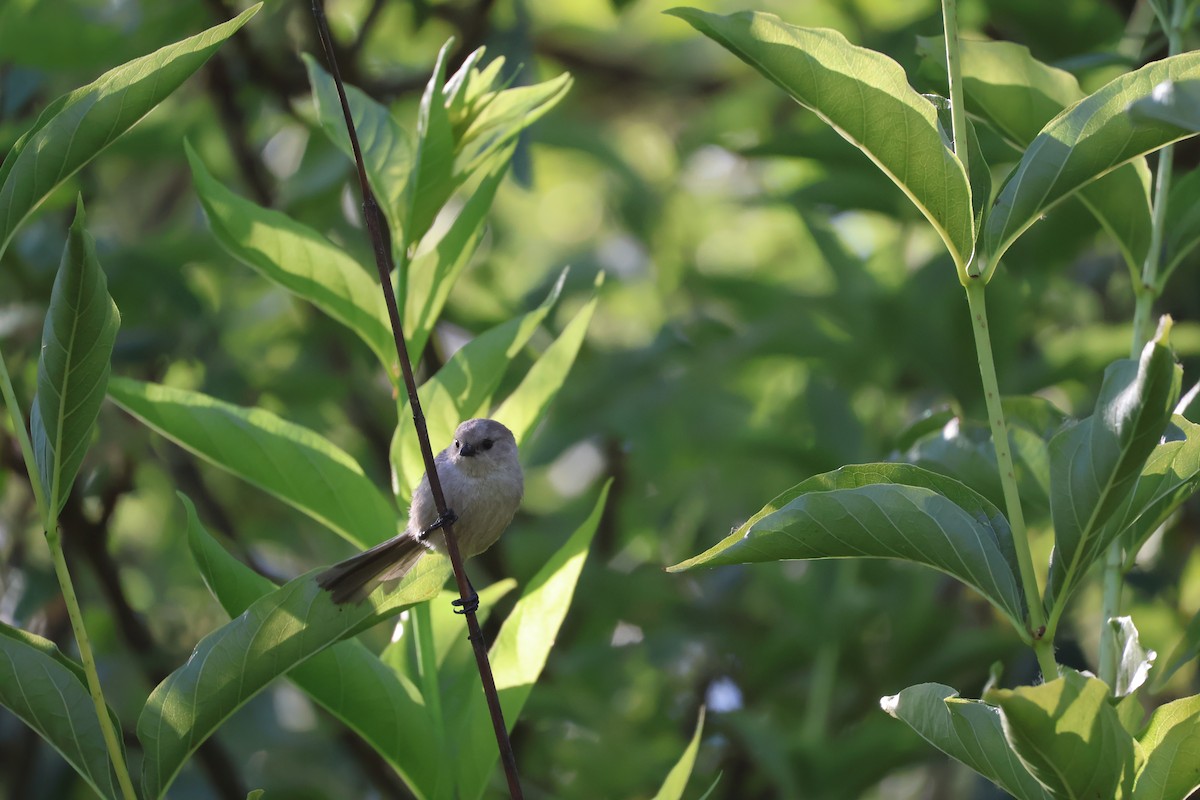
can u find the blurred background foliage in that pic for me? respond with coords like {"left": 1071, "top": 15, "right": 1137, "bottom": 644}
{"left": 3, "top": 0, "right": 1200, "bottom": 797}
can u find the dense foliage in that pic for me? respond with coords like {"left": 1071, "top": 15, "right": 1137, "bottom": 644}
{"left": 3, "top": 1, "right": 1200, "bottom": 798}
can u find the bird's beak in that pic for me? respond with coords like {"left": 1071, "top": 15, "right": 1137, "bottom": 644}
{"left": 460, "top": 441, "right": 477, "bottom": 457}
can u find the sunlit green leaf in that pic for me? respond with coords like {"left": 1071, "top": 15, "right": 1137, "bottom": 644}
{"left": 881, "top": 683, "right": 1051, "bottom": 800}
{"left": 186, "top": 143, "right": 398, "bottom": 381}
{"left": 0, "top": 4, "right": 261, "bottom": 259}
{"left": 180, "top": 494, "right": 442, "bottom": 794}
{"left": 453, "top": 480, "right": 609, "bottom": 800}
{"left": 669, "top": 464, "right": 1027, "bottom": 631}
{"left": 1162, "top": 164, "right": 1200, "bottom": 287}
{"left": 1134, "top": 694, "right": 1200, "bottom": 800}
{"left": 653, "top": 707, "right": 707, "bottom": 800}
{"left": 30, "top": 198, "right": 119, "bottom": 516}
{"left": 138, "top": 546, "right": 445, "bottom": 799}
{"left": 0, "top": 621, "right": 120, "bottom": 800}
{"left": 404, "top": 150, "right": 511, "bottom": 363}
{"left": 669, "top": 8, "right": 974, "bottom": 281}
{"left": 987, "top": 669, "right": 1136, "bottom": 799}
{"left": 983, "top": 53, "right": 1200, "bottom": 278}
{"left": 304, "top": 53, "right": 412, "bottom": 234}
{"left": 108, "top": 378, "right": 396, "bottom": 549}
{"left": 1046, "top": 326, "right": 1182, "bottom": 608}
{"left": 494, "top": 273, "right": 604, "bottom": 448}
{"left": 1119, "top": 417, "right": 1200, "bottom": 565}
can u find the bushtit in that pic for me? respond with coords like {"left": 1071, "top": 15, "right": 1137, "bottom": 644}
{"left": 317, "top": 418, "right": 523, "bottom": 606}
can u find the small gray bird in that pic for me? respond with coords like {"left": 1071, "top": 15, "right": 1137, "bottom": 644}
{"left": 317, "top": 418, "right": 524, "bottom": 605}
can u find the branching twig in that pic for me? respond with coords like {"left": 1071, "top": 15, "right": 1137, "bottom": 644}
{"left": 310, "top": 3, "right": 524, "bottom": 797}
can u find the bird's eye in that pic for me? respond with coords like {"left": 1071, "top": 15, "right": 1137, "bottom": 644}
{"left": 454, "top": 440, "right": 461, "bottom": 450}
{"left": 481, "top": 438, "right": 494, "bottom": 451}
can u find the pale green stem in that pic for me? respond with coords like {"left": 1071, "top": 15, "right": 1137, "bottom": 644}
{"left": 966, "top": 282, "right": 1058, "bottom": 678}
{"left": 1, "top": 350, "right": 137, "bottom": 800}
{"left": 45, "top": 523, "right": 139, "bottom": 800}
{"left": 941, "top": 0, "right": 969, "bottom": 176}
{"left": 1098, "top": 9, "right": 1183, "bottom": 689}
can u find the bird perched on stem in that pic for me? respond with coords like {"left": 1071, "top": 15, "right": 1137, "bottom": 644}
{"left": 317, "top": 418, "right": 524, "bottom": 606}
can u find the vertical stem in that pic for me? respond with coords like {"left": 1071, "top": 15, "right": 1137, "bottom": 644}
{"left": 966, "top": 282, "right": 1058, "bottom": 678}
{"left": 45, "top": 524, "right": 139, "bottom": 800}
{"left": 1098, "top": 8, "right": 1182, "bottom": 689}
{"left": 1, "top": 351, "right": 137, "bottom": 800}
{"left": 941, "top": 0, "right": 969, "bottom": 175}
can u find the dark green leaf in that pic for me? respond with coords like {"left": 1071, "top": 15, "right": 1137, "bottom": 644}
{"left": 108, "top": 378, "right": 396, "bottom": 549}
{"left": 917, "top": 35, "right": 1152, "bottom": 275}
{"left": 0, "top": 621, "right": 120, "bottom": 800}
{"left": 668, "top": 464, "right": 1027, "bottom": 631}
{"left": 882, "top": 683, "right": 1051, "bottom": 800}
{"left": 669, "top": 8, "right": 974, "bottom": 280}
{"left": 983, "top": 53, "right": 1200, "bottom": 278}
{"left": 31, "top": 198, "right": 119, "bottom": 515}
{"left": 0, "top": 5, "right": 261, "bottom": 258}
{"left": 1046, "top": 326, "right": 1182, "bottom": 608}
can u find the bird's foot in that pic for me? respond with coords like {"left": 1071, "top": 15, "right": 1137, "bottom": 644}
{"left": 452, "top": 590, "right": 479, "bottom": 615}
{"left": 419, "top": 508, "right": 458, "bottom": 540}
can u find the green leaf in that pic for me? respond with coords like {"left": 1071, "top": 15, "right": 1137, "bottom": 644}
{"left": 1119, "top": 417, "right": 1200, "bottom": 566}
{"left": 1046, "top": 327, "right": 1182, "bottom": 608}
{"left": 668, "top": 463, "right": 1027, "bottom": 631}
{"left": 108, "top": 378, "right": 396, "bottom": 548}
{"left": 1162, "top": 165, "right": 1200, "bottom": 286}
{"left": 185, "top": 142, "right": 398, "bottom": 381}
{"left": 653, "top": 707, "right": 707, "bottom": 800}
{"left": 404, "top": 150, "right": 511, "bottom": 363}
{"left": 391, "top": 271, "right": 566, "bottom": 501}
{"left": 668, "top": 8, "right": 974, "bottom": 281}
{"left": 181, "top": 494, "right": 442, "bottom": 794}
{"left": 30, "top": 199, "right": 119, "bottom": 516}
{"left": 0, "top": 4, "right": 261, "bottom": 259}
{"left": 138, "top": 549, "right": 445, "bottom": 799}
{"left": 454, "top": 480, "right": 609, "bottom": 800}
{"left": 983, "top": 53, "right": 1200, "bottom": 278}
{"left": 917, "top": 36, "right": 1153, "bottom": 276}
{"left": 1110, "top": 616, "right": 1157, "bottom": 697}
{"left": 987, "top": 669, "right": 1136, "bottom": 799}
{"left": 1153, "top": 611, "right": 1200, "bottom": 692}
{"left": 304, "top": 53, "right": 413, "bottom": 234}
{"left": 881, "top": 683, "right": 1051, "bottom": 800}
{"left": 1134, "top": 694, "right": 1200, "bottom": 800}
{"left": 405, "top": 44, "right": 571, "bottom": 248}
{"left": 0, "top": 621, "right": 120, "bottom": 800}
{"left": 494, "top": 273, "right": 604, "bottom": 448}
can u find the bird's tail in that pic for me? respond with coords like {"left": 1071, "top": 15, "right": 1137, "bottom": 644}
{"left": 316, "top": 536, "right": 426, "bottom": 605}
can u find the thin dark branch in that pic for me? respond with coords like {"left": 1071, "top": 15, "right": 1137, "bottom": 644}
{"left": 205, "top": 52, "right": 275, "bottom": 207}
{"left": 310, "top": 2, "right": 524, "bottom": 797}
